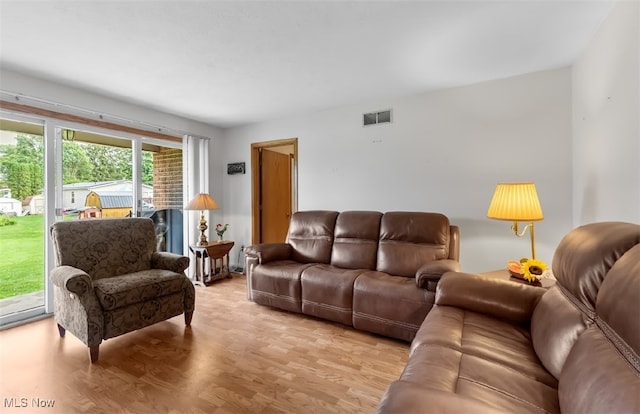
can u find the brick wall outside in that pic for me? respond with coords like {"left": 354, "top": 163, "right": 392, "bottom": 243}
{"left": 153, "top": 148, "right": 183, "bottom": 209}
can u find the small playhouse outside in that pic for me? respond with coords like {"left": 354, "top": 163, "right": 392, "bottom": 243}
{"left": 23, "top": 194, "right": 44, "bottom": 215}
{"left": 84, "top": 191, "right": 133, "bottom": 218}
{"left": 82, "top": 182, "right": 153, "bottom": 218}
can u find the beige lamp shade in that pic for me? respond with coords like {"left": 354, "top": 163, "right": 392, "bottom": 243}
{"left": 487, "top": 182, "right": 543, "bottom": 222}
{"left": 185, "top": 193, "right": 219, "bottom": 211}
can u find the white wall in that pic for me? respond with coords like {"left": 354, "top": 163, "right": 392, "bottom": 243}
{"left": 223, "top": 68, "right": 574, "bottom": 272}
{"left": 572, "top": 1, "right": 640, "bottom": 225}
{"left": 1, "top": 69, "right": 223, "bottom": 140}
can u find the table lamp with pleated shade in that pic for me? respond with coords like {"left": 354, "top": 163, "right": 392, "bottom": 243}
{"left": 185, "top": 193, "right": 220, "bottom": 246}
{"left": 487, "top": 182, "right": 543, "bottom": 259}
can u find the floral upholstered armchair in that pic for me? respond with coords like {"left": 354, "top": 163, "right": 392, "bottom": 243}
{"left": 49, "top": 218, "right": 195, "bottom": 363}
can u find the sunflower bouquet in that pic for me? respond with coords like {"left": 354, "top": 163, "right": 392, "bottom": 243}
{"left": 507, "top": 258, "right": 551, "bottom": 283}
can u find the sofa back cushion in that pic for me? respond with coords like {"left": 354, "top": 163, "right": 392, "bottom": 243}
{"left": 559, "top": 239, "right": 640, "bottom": 413}
{"left": 287, "top": 211, "right": 339, "bottom": 264}
{"left": 331, "top": 211, "right": 382, "bottom": 270}
{"left": 531, "top": 222, "right": 640, "bottom": 379}
{"left": 50, "top": 217, "right": 156, "bottom": 280}
{"left": 552, "top": 221, "right": 639, "bottom": 314}
{"left": 376, "top": 212, "right": 450, "bottom": 277}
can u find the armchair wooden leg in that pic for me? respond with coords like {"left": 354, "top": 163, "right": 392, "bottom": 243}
{"left": 89, "top": 345, "right": 99, "bottom": 363}
{"left": 57, "top": 323, "right": 66, "bottom": 337}
{"left": 185, "top": 311, "right": 193, "bottom": 327}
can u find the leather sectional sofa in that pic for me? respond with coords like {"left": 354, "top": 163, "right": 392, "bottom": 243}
{"left": 377, "top": 221, "right": 640, "bottom": 413}
{"left": 245, "top": 210, "right": 460, "bottom": 341}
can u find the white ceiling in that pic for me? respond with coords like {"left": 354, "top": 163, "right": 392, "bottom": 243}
{"left": 0, "top": 1, "right": 613, "bottom": 129}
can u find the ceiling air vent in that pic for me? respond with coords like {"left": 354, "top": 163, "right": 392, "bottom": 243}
{"left": 363, "top": 109, "right": 392, "bottom": 126}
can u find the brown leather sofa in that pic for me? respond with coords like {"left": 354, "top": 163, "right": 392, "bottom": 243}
{"left": 377, "top": 221, "right": 640, "bottom": 413}
{"left": 245, "top": 210, "right": 460, "bottom": 341}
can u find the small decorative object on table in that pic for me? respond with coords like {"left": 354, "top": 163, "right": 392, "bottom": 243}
{"left": 507, "top": 258, "right": 550, "bottom": 286}
{"left": 215, "top": 223, "right": 229, "bottom": 241}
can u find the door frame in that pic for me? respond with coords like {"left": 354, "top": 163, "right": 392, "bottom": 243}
{"left": 0, "top": 112, "right": 49, "bottom": 327}
{"left": 250, "top": 138, "right": 298, "bottom": 244}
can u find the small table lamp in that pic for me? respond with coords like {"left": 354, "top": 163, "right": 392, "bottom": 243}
{"left": 487, "top": 182, "right": 543, "bottom": 259}
{"left": 185, "top": 193, "right": 220, "bottom": 246}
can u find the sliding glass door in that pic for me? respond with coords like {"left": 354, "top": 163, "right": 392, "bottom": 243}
{"left": 0, "top": 116, "right": 46, "bottom": 325}
{"left": 57, "top": 127, "right": 184, "bottom": 253}
{"left": 0, "top": 113, "right": 184, "bottom": 327}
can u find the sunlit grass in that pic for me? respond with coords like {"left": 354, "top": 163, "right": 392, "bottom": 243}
{"left": 0, "top": 215, "right": 45, "bottom": 299}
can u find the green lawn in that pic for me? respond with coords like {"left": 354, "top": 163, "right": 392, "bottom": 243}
{"left": 0, "top": 215, "right": 45, "bottom": 299}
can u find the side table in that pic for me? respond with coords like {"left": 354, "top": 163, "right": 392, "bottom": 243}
{"left": 479, "top": 269, "right": 556, "bottom": 289}
{"left": 189, "top": 240, "right": 235, "bottom": 286}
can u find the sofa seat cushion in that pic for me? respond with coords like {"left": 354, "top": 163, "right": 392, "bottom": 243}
{"left": 301, "top": 264, "right": 365, "bottom": 325}
{"left": 392, "top": 305, "right": 559, "bottom": 413}
{"left": 93, "top": 269, "right": 188, "bottom": 311}
{"left": 250, "top": 260, "right": 314, "bottom": 313}
{"left": 353, "top": 271, "right": 434, "bottom": 342}
{"left": 378, "top": 381, "right": 504, "bottom": 414}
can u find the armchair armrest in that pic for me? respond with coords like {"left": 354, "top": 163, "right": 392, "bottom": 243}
{"left": 244, "top": 243, "right": 292, "bottom": 264}
{"left": 50, "top": 265, "right": 94, "bottom": 297}
{"left": 435, "top": 272, "right": 545, "bottom": 325}
{"left": 415, "top": 259, "right": 461, "bottom": 291}
{"left": 49, "top": 265, "right": 104, "bottom": 348}
{"left": 151, "top": 252, "right": 190, "bottom": 273}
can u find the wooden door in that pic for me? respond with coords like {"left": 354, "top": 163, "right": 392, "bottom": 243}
{"left": 260, "top": 149, "right": 292, "bottom": 243}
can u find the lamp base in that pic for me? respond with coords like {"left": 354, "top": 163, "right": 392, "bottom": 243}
{"left": 198, "top": 211, "right": 208, "bottom": 246}
{"left": 511, "top": 221, "right": 537, "bottom": 260}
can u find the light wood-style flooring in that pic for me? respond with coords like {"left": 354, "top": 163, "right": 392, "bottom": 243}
{"left": 0, "top": 274, "right": 409, "bottom": 413}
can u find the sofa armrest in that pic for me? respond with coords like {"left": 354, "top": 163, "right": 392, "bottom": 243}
{"left": 435, "top": 272, "right": 545, "bottom": 325}
{"left": 244, "top": 243, "right": 292, "bottom": 264}
{"left": 415, "top": 259, "right": 461, "bottom": 291}
{"left": 151, "top": 251, "right": 190, "bottom": 273}
{"left": 50, "top": 265, "right": 94, "bottom": 297}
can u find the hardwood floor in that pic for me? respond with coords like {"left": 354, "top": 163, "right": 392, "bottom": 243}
{"left": 0, "top": 274, "right": 409, "bottom": 413}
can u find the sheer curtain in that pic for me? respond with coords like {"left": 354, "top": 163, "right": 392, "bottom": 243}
{"left": 183, "top": 135, "right": 210, "bottom": 274}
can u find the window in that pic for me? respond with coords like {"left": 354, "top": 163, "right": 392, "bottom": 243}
{"left": 0, "top": 110, "right": 185, "bottom": 327}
